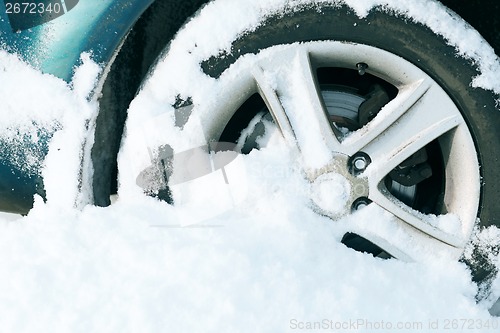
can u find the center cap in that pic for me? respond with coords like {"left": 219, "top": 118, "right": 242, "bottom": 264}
{"left": 311, "top": 173, "right": 351, "bottom": 215}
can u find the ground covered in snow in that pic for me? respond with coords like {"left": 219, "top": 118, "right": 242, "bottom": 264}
{"left": 1, "top": 195, "right": 499, "bottom": 332}
{"left": 1, "top": 0, "right": 500, "bottom": 332}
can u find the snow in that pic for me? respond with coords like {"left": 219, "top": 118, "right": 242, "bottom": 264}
{"left": 144, "top": 0, "right": 500, "bottom": 97}
{"left": 1, "top": 0, "right": 500, "bottom": 332}
{"left": 311, "top": 173, "right": 351, "bottom": 214}
{"left": 278, "top": 51, "right": 335, "bottom": 169}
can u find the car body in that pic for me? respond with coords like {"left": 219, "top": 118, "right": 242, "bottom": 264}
{"left": 1, "top": 0, "right": 152, "bottom": 81}
{"left": 0, "top": 0, "right": 498, "bottom": 214}
{"left": 1, "top": 0, "right": 500, "bottom": 311}
{"left": 0, "top": 0, "right": 156, "bottom": 213}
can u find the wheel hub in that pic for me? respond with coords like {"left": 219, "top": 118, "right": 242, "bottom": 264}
{"left": 309, "top": 154, "right": 370, "bottom": 218}
{"left": 311, "top": 173, "right": 351, "bottom": 215}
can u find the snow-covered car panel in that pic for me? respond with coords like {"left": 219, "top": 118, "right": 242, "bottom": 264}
{"left": 1, "top": 0, "right": 153, "bottom": 81}
{"left": 0, "top": 0, "right": 154, "bottom": 213}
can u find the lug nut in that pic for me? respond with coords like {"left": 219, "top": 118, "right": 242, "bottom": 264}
{"left": 353, "top": 157, "right": 368, "bottom": 171}
{"left": 352, "top": 197, "right": 371, "bottom": 211}
{"left": 351, "top": 153, "right": 371, "bottom": 173}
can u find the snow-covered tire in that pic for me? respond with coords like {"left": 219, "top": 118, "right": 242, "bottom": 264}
{"left": 118, "top": 0, "right": 500, "bottom": 288}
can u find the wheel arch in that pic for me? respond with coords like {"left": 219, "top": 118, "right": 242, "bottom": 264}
{"left": 92, "top": 0, "right": 210, "bottom": 206}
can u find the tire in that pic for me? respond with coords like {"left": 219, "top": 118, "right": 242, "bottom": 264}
{"left": 91, "top": 0, "right": 210, "bottom": 207}
{"left": 118, "top": 0, "right": 500, "bottom": 291}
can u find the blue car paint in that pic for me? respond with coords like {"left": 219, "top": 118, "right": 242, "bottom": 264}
{"left": 0, "top": 0, "right": 155, "bottom": 213}
{"left": 1, "top": 0, "right": 154, "bottom": 80}
{"left": 5, "top": 1, "right": 80, "bottom": 31}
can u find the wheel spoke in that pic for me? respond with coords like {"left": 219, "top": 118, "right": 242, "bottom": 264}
{"left": 341, "top": 78, "right": 431, "bottom": 155}
{"left": 331, "top": 76, "right": 468, "bottom": 247}
{"left": 251, "top": 66, "right": 296, "bottom": 145}
{"left": 360, "top": 80, "right": 462, "bottom": 183}
{"left": 368, "top": 190, "right": 466, "bottom": 247}
{"left": 252, "top": 46, "right": 340, "bottom": 172}
{"left": 344, "top": 204, "right": 464, "bottom": 262}
{"left": 353, "top": 79, "right": 467, "bottom": 246}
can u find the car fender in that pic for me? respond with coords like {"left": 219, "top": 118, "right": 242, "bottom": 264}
{"left": 0, "top": 0, "right": 154, "bottom": 81}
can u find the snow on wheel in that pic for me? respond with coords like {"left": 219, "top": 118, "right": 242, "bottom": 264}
{"left": 118, "top": 0, "right": 500, "bottom": 288}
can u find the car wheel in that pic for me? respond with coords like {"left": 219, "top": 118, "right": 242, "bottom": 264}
{"left": 117, "top": 1, "right": 500, "bottom": 289}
